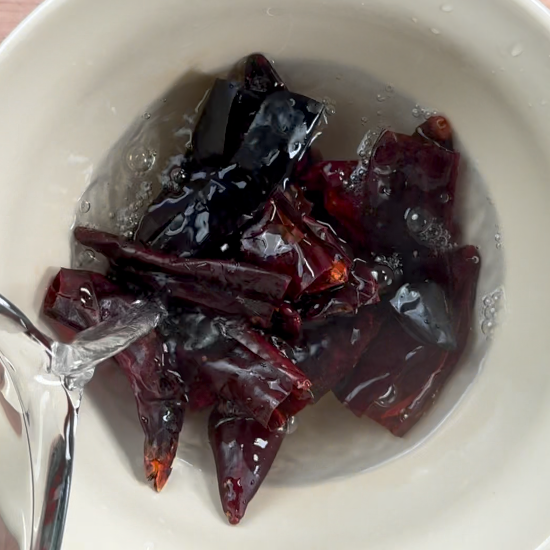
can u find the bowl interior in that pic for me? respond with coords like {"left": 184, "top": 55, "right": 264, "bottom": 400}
{"left": 1, "top": 0, "right": 550, "bottom": 548}
{"left": 72, "top": 56, "right": 504, "bottom": 485}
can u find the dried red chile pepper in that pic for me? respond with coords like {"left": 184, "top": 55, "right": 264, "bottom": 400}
{"left": 41, "top": 53, "right": 485, "bottom": 525}
{"left": 286, "top": 305, "right": 385, "bottom": 402}
{"left": 209, "top": 406, "right": 285, "bottom": 525}
{"left": 42, "top": 268, "right": 186, "bottom": 491}
{"left": 301, "top": 121, "right": 460, "bottom": 255}
{"left": 333, "top": 246, "right": 481, "bottom": 436}
{"left": 135, "top": 87, "right": 325, "bottom": 256}
{"left": 241, "top": 192, "right": 352, "bottom": 300}
{"left": 162, "top": 311, "right": 312, "bottom": 429}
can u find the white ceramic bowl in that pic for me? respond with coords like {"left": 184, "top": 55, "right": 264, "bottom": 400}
{"left": 1, "top": 0, "right": 550, "bottom": 548}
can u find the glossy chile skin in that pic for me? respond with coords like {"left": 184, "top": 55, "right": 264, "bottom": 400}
{"left": 135, "top": 89, "right": 325, "bottom": 257}
{"left": 42, "top": 268, "right": 186, "bottom": 491}
{"left": 169, "top": 312, "right": 312, "bottom": 430}
{"left": 299, "top": 116, "right": 460, "bottom": 256}
{"left": 208, "top": 406, "right": 285, "bottom": 525}
{"left": 333, "top": 246, "right": 481, "bottom": 436}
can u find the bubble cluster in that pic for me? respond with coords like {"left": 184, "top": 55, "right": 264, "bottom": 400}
{"left": 374, "top": 252, "right": 403, "bottom": 274}
{"left": 406, "top": 207, "right": 455, "bottom": 251}
{"left": 349, "top": 164, "right": 367, "bottom": 186}
{"left": 352, "top": 129, "right": 383, "bottom": 184}
{"left": 412, "top": 104, "right": 438, "bottom": 120}
{"left": 112, "top": 180, "right": 155, "bottom": 238}
{"left": 480, "top": 288, "right": 505, "bottom": 339}
{"left": 372, "top": 253, "right": 404, "bottom": 291}
{"left": 321, "top": 96, "right": 337, "bottom": 117}
{"left": 357, "top": 129, "right": 381, "bottom": 163}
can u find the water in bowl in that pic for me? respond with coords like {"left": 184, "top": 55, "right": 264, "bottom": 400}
{"left": 71, "top": 58, "right": 505, "bottom": 485}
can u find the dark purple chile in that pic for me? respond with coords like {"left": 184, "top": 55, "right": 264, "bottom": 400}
{"left": 42, "top": 269, "right": 186, "bottom": 491}
{"left": 285, "top": 306, "right": 385, "bottom": 401}
{"left": 241, "top": 193, "right": 352, "bottom": 300}
{"left": 299, "top": 259, "right": 379, "bottom": 322}
{"left": 334, "top": 246, "right": 481, "bottom": 436}
{"left": 166, "top": 312, "right": 312, "bottom": 429}
{"left": 135, "top": 92, "right": 324, "bottom": 257}
{"left": 243, "top": 53, "right": 286, "bottom": 94}
{"left": 115, "top": 268, "right": 278, "bottom": 328}
{"left": 74, "top": 227, "right": 291, "bottom": 307}
{"left": 209, "top": 407, "right": 285, "bottom": 525}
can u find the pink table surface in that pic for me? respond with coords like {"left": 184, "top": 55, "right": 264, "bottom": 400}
{"left": 1, "top": 0, "right": 550, "bottom": 42}
{"left": 0, "top": 0, "right": 41, "bottom": 42}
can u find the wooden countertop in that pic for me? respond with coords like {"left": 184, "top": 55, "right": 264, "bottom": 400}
{"left": 0, "top": 0, "right": 41, "bottom": 42}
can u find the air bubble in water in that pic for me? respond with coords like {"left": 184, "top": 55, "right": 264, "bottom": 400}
{"left": 480, "top": 287, "right": 505, "bottom": 339}
{"left": 143, "top": 112, "right": 151, "bottom": 120}
{"left": 357, "top": 129, "right": 380, "bottom": 160}
{"left": 170, "top": 167, "right": 188, "bottom": 184}
{"left": 481, "top": 320, "right": 494, "bottom": 337}
{"left": 127, "top": 146, "right": 156, "bottom": 174}
{"left": 430, "top": 28, "right": 441, "bottom": 35}
{"left": 361, "top": 116, "right": 369, "bottom": 125}
{"left": 412, "top": 108, "right": 421, "bottom": 118}
{"left": 440, "top": 4, "right": 454, "bottom": 12}
{"left": 385, "top": 84, "right": 394, "bottom": 93}
{"left": 278, "top": 416, "right": 299, "bottom": 435}
{"left": 406, "top": 207, "right": 454, "bottom": 251}
{"left": 79, "top": 200, "right": 91, "bottom": 213}
{"left": 321, "top": 96, "right": 336, "bottom": 117}
{"left": 510, "top": 43, "right": 524, "bottom": 57}
{"left": 376, "top": 94, "right": 386, "bottom": 103}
